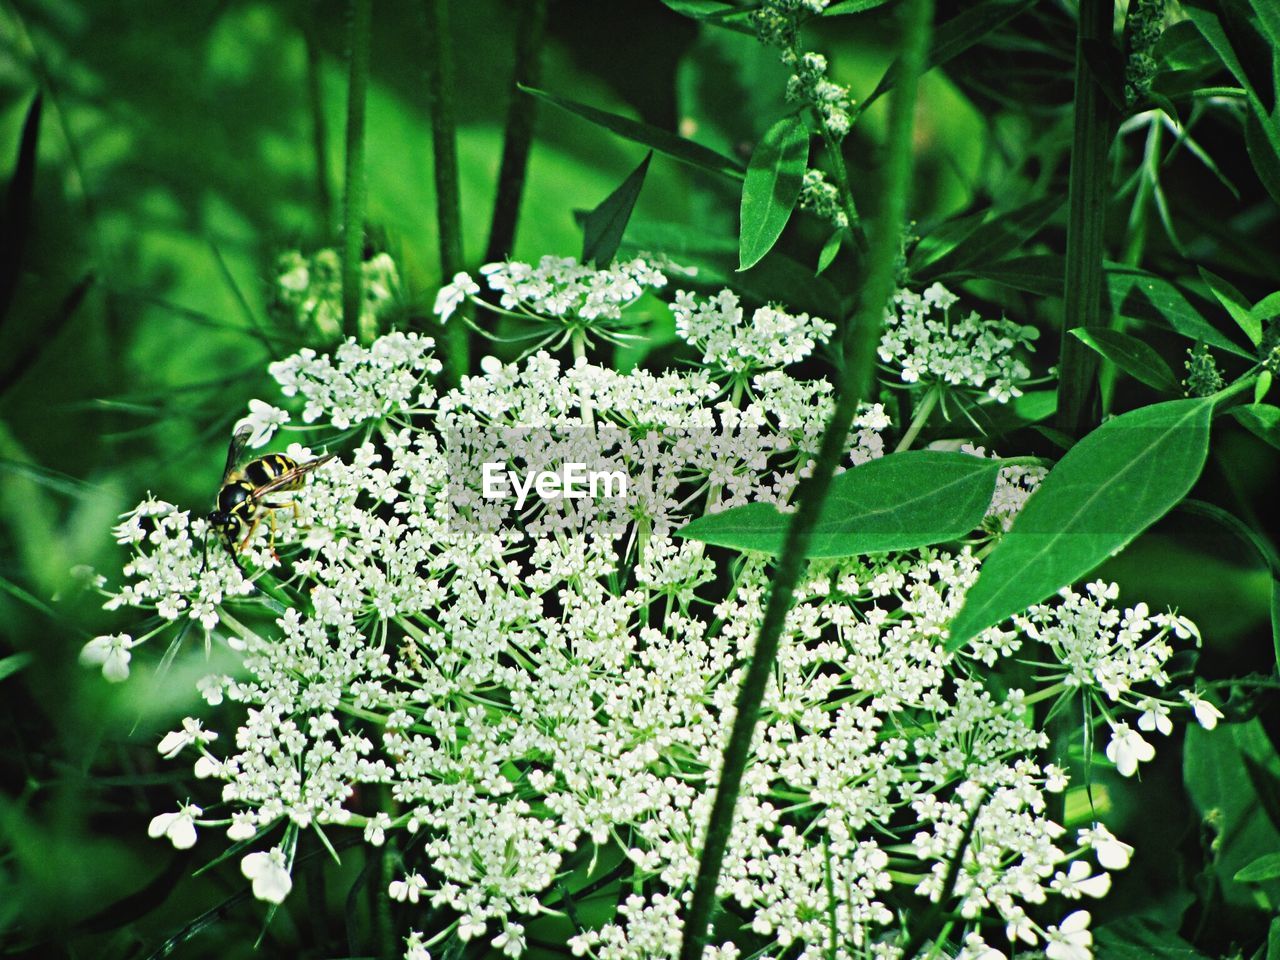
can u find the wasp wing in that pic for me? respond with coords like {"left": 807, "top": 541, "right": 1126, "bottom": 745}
{"left": 251, "top": 453, "right": 336, "bottom": 499}
{"left": 221, "top": 425, "right": 252, "bottom": 484}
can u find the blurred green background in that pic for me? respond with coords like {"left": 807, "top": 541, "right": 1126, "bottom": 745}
{"left": 2, "top": 0, "right": 1278, "bottom": 957}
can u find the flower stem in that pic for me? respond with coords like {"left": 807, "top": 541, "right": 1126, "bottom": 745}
{"left": 894, "top": 387, "right": 939, "bottom": 452}
{"left": 676, "top": 1, "right": 934, "bottom": 956}
{"left": 1056, "top": 0, "right": 1115, "bottom": 436}
{"left": 484, "top": 0, "right": 549, "bottom": 265}
{"left": 423, "top": 0, "right": 471, "bottom": 381}
{"left": 340, "top": 0, "right": 372, "bottom": 343}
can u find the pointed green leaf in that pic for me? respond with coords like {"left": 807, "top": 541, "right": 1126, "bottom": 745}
{"left": 1231, "top": 402, "right": 1280, "bottom": 450}
{"left": 582, "top": 151, "right": 652, "bottom": 267}
{"left": 1070, "top": 328, "right": 1180, "bottom": 394}
{"left": 1254, "top": 290, "right": 1280, "bottom": 323}
{"left": 738, "top": 116, "right": 809, "bottom": 271}
{"left": 1106, "top": 267, "right": 1253, "bottom": 358}
{"left": 1257, "top": 370, "right": 1274, "bottom": 405}
{"left": 677, "top": 451, "right": 1002, "bottom": 558}
{"left": 972, "top": 254, "right": 1064, "bottom": 297}
{"left": 816, "top": 229, "right": 842, "bottom": 276}
{"left": 0, "top": 652, "right": 33, "bottom": 684}
{"left": 0, "top": 92, "right": 42, "bottom": 323}
{"left": 1198, "top": 266, "right": 1261, "bottom": 345}
{"left": 1245, "top": 108, "right": 1280, "bottom": 208}
{"left": 520, "top": 86, "right": 744, "bottom": 180}
{"left": 1269, "top": 916, "right": 1280, "bottom": 960}
{"left": 920, "top": 198, "right": 1062, "bottom": 279}
{"left": 947, "top": 397, "right": 1215, "bottom": 649}
{"left": 824, "top": 0, "right": 896, "bottom": 14}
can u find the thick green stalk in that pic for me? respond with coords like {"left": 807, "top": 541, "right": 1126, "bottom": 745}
{"left": 341, "top": 0, "right": 372, "bottom": 342}
{"left": 423, "top": 0, "right": 470, "bottom": 380}
{"left": 1056, "top": 0, "right": 1115, "bottom": 435}
{"left": 676, "top": 1, "right": 934, "bottom": 956}
{"left": 484, "top": 0, "right": 549, "bottom": 264}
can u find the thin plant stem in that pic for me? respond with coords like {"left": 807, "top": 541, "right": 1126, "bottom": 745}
{"left": 423, "top": 0, "right": 471, "bottom": 381}
{"left": 895, "top": 387, "right": 939, "bottom": 452}
{"left": 484, "top": 0, "right": 549, "bottom": 264}
{"left": 676, "top": 1, "right": 934, "bottom": 956}
{"left": 304, "top": 16, "right": 334, "bottom": 238}
{"left": 341, "top": 0, "right": 372, "bottom": 342}
{"left": 1056, "top": 0, "right": 1115, "bottom": 436}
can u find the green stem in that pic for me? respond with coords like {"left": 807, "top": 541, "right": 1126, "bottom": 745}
{"left": 676, "top": 1, "right": 934, "bottom": 956}
{"left": 341, "top": 0, "right": 372, "bottom": 342}
{"left": 1056, "top": 0, "right": 1115, "bottom": 436}
{"left": 484, "top": 0, "right": 549, "bottom": 264}
{"left": 894, "top": 387, "right": 939, "bottom": 452}
{"left": 423, "top": 0, "right": 471, "bottom": 381}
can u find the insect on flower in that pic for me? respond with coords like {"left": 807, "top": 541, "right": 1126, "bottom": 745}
{"left": 205, "top": 425, "right": 333, "bottom": 562}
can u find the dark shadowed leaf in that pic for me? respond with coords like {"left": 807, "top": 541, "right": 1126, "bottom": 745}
{"left": 1198, "top": 266, "right": 1261, "bottom": 345}
{"left": 1106, "top": 266, "right": 1253, "bottom": 357}
{"left": 582, "top": 151, "right": 652, "bottom": 267}
{"left": 971, "top": 254, "right": 1064, "bottom": 296}
{"left": 739, "top": 116, "right": 808, "bottom": 270}
{"left": 0, "top": 92, "right": 42, "bottom": 323}
{"left": 918, "top": 197, "right": 1062, "bottom": 279}
{"left": 1245, "top": 109, "right": 1280, "bottom": 208}
{"left": 521, "top": 86, "right": 745, "bottom": 180}
{"left": 1095, "top": 917, "right": 1212, "bottom": 960}
{"left": 1231, "top": 403, "right": 1280, "bottom": 450}
{"left": 677, "top": 451, "right": 1002, "bottom": 557}
{"left": 1070, "top": 328, "right": 1180, "bottom": 394}
{"left": 947, "top": 397, "right": 1215, "bottom": 649}
{"left": 824, "top": 0, "right": 897, "bottom": 14}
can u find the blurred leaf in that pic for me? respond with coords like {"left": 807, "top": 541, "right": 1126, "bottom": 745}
{"left": 1185, "top": 720, "right": 1280, "bottom": 907}
{"left": 582, "top": 151, "right": 652, "bottom": 267}
{"left": 866, "top": 0, "right": 1038, "bottom": 107}
{"left": 1198, "top": 266, "right": 1262, "bottom": 345}
{"left": 918, "top": 197, "right": 1062, "bottom": 279}
{"left": 657, "top": 0, "right": 755, "bottom": 33}
{"left": 1243, "top": 751, "right": 1280, "bottom": 835}
{"left": 1094, "top": 917, "right": 1211, "bottom": 960}
{"left": 521, "top": 86, "right": 745, "bottom": 180}
{"left": 0, "top": 273, "right": 95, "bottom": 398}
{"left": 948, "top": 397, "right": 1215, "bottom": 649}
{"left": 678, "top": 451, "right": 1001, "bottom": 557}
{"left": 738, "top": 115, "right": 808, "bottom": 270}
{"left": 1230, "top": 403, "right": 1280, "bottom": 451}
{"left": 1070, "top": 328, "right": 1180, "bottom": 394}
{"left": 968, "top": 253, "right": 1064, "bottom": 296}
{"left": 0, "top": 652, "right": 33, "bottom": 683}
{"left": 0, "top": 91, "right": 41, "bottom": 323}
{"left": 1157, "top": 20, "right": 1220, "bottom": 71}
{"left": 1270, "top": 916, "right": 1280, "bottom": 960}
{"left": 1244, "top": 108, "right": 1280, "bottom": 208}
{"left": 1106, "top": 267, "right": 1253, "bottom": 358}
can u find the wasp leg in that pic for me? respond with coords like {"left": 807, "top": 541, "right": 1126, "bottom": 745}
{"left": 238, "top": 512, "right": 264, "bottom": 553}
{"left": 258, "top": 500, "right": 297, "bottom": 560}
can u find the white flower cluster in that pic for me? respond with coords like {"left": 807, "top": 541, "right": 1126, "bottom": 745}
{"left": 274, "top": 248, "right": 401, "bottom": 343}
{"left": 90, "top": 260, "right": 1212, "bottom": 960}
{"left": 879, "top": 283, "right": 1038, "bottom": 402}
{"left": 671, "top": 288, "right": 836, "bottom": 376}
{"left": 433, "top": 256, "right": 667, "bottom": 325}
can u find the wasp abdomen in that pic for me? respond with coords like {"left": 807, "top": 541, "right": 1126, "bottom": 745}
{"left": 244, "top": 455, "right": 300, "bottom": 490}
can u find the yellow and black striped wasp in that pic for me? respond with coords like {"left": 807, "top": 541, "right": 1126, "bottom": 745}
{"left": 205, "top": 425, "right": 334, "bottom": 563}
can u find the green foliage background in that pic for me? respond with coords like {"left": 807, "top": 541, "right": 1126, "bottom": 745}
{"left": 1, "top": 0, "right": 1279, "bottom": 957}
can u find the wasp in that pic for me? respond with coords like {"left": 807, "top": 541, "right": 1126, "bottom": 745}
{"left": 206, "top": 425, "right": 334, "bottom": 560}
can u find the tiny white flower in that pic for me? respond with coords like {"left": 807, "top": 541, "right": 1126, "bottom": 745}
{"left": 236, "top": 399, "right": 291, "bottom": 448}
{"left": 241, "top": 848, "right": 293, "bottom": 904}
{"left": 1044, "top": 910, "right": 1093, "bottom": 960}
{"left": 1136, "top": 697, "right": 1173, "bottom": 736}
{"left": 1051, "top": 860, "right": 1111, "bottom": 899}
{"left": 1080, "top": 823, "right": 1133, "bottom": 870}
{"left": 148, "top": 803, "right": 202, "bottom": 850}
{"left": 1105, "top": 722, "right": 1155, "bottom": 777}
{"left": 389, "top": 872, "right": 427, "bottom": 903}
{"left": 1182, "top": 690, "right": 1223, "bottom": 730}
{"left": 79, "top": 634, "right": 134, "bottom": 683}
{"left": 433, "top": 271, "right": 479, "bottom": 322}
{"left": 227, "top": 812, "right": 258, "bottom": 841}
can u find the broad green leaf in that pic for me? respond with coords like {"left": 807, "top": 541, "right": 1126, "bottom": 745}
{"left": 947, "top": 397, "right": 1215, "bottom": 649}
{"left": 1094, "top": 918, "right": 1212, "bottom": 960}
{"left": 1106, "top": 266, "right": 1253, "bottom": 358}
{"left": 738, "top": 116, "right": 809, "bottom": 270}
{"left": 969, "top": 254, "right": 1064, "bottom": 297}
{"left": 520, "top": 86, "right": 745, "bottom": 180}
{"left": 1231, "top": 402, "right": 1280, "bottom": 451}
{"left": 1198, "top": 266, "right": 1261, "bottom": 345}
{"left": 582, "top": 151, "right": 652, "bottom": 267}
{"left": 1070, "top": 328, "right": 1180, "bottom": 394}
{"left": 1255, "top": 290, "right": 1280, "bottom": 323}
{"left": 816, "top": 229, "right": 842, "bottom": 275}
{"left": 1156, "top": 20, "right": 1219, "bottom": 71}
{"left": 677, "top": 451, "right": 1002, "bottom": 558}
{"left": 1185, "top": 721, "right": 1280, "bottom": 906}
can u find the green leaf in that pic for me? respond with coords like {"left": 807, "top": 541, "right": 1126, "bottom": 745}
{"left": 738, "top": 116, "right": 809, "bottom": 271}
{"left": 1273, "top": 578, "right": 1280, "bottom": 672}
{"left": 866, "top": 0, "right": 1037, "bottom": 107}
{"left": 1255, "top": 290, "right": 1280, "bottom": 323}
{"left": 1248, "top": 0, "right": 1280, "bottom": 46}
{"left": 1256, "top": 369, "right": 1273, "bottom": 404}
{"left": 1269, "top": 916, "right": 1280, "bottom": 960}
{"left": 1185, "top": 721, "right": 1280, "bottom": 906}
{"left": 1080, "top": 37, "right": 1128, "bottom": 113}
{"left": 677, "top": 451, "right": 1002, "bottom": 558}
{"left": 969, "top": 254, "right": 1064, "bottom": 297}
{"left": 520, "top": 86, "right": 745, "bottom": 180}
{"left": 1231, "top": 402, "right": 1280, "bottom": 451}
{"left": 0, "top": 92, "right": 42, "bottom": 323}
{"left": 947, "top": 397, "right": 1215, "bottom": 649}
{"left": 1095, "top": 917, "right": 1212, "bottom": 960}
{"left": 1069, "top": 328, "right": 1180, "bottom": 394}
{"left": 1106, "top": 266, "right": 1253, "bottom": 358}
{"left": 816, "top": 229, "right": 842, "bottom": 275}
{"left": 0, "top": 652, "right": 33, "bottom": 684}
{"left": 582, "top": 151, "right": 652, "bottom": 267}
{"left": 933, "top": 390, "right": 1058, "bottom": 441}
{"left": 918, "top": 197, "right": 1062, "bottom": 279}
{"left": 824, "top": 0, "right": 897, "bottom": 14}
{"left": 1244, "top": 108, "right": 1280, "bottom": 209}
{"left": 1198, "top": 266, "right": 1262, "bottom": 345}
